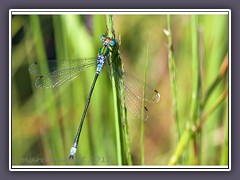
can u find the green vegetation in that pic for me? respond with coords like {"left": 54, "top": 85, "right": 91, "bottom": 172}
{"left": 11, "top": 14, "right": 229, "bottom": 166}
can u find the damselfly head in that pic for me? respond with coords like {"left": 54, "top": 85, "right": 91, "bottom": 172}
{"left": 100, "top": 35, "right": 115, "bottom": 46}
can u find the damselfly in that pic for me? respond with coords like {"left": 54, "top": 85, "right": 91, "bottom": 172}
{"left": 29, "top": 35, "right": 160, "bottom": 159}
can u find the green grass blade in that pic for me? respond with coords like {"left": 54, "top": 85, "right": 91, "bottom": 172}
{"left": 168, "top": 88, "right": 228, "bottom": 165}
{"left": 106, "top": 15, "right": 132, "bottom": 165}
{"left": 188, "top": 15, "right": 201, "bottom": 164}
{"left": 166, "top": 15, "right": 182, "bottom": 163}
{"left": 106, "top": 15, "right": 122, "bottom": 165}
{"left": 140, "top": 41, "right": 149, "bottom": 165}
{"left": 30, "top": 15, "right": 65, "bottom": 164}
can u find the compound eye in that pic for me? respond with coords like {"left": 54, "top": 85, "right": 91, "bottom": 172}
{"left": 110, "top": 40, "right": 115, "bottom": 46}
{"left": 100, "top": 35, "right": 106, "bottom": 41}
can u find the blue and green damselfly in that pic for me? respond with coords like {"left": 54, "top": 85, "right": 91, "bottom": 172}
{"left": 29, "top": 34, "right": 160, "bottom": 159}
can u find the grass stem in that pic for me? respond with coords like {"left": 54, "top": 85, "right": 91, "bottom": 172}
{"left": 140, "top": 41, "right": 149, "bottom": 165}
{"left": 168, "top": 87, "right": 228, "bottom": 165}
{"left": 189, "top": 15, "right": 201, "bottom": 164}
{"left": 106, "top": 15, "right": 132, "bottom": 165}
{"left": 106, "top": 15, "right": 122, "bottom": 165}
{"left": 166, "top": 15, "right": 182, "bottom": 160}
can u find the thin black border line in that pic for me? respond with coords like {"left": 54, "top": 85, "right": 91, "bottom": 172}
{"left": 11, "top": 167, "right": 230, "bottom": 170}
{"left": 10, "top": 8, "right": 12, "bottom": 171}
{"left": 228, "top": 9, "right": 231, "bottom": 169}
{"left": 11, "top": 166, "right": 230, "bottom": 170}
{"left": 10, "top": 9, "right": 230, "bottom": 171}
{"left": 10, "top": 10, "right": 230, "bottom": 13}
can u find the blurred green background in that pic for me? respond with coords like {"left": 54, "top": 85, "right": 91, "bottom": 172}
{"left": 11, "top": 14, "right": 229, "bottom": 166}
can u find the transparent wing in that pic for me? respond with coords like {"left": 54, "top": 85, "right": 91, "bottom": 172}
{"left": 110, "top": 70, "right": 160, "bottom": 120}
{"left": 29, "top": 58, "right": 97, "bottom": 88}
{"left": 124, "top": 86, "right": 149, "bottom": 120}
{"left": 29, "top": 58, "right": 96, "bottom": 76}
{"left": 123, "top": 72, "right": 160, "bottom": 103}
{"left": 34, "top": 70, "right": 83, "bottom": 89}
{"left": 122, "top": 72, "right": 160, "bottom": 120}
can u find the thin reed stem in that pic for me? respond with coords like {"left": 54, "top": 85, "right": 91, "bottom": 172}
{"left": 202, "top": 54, "right": 228, "bottom": 108}
{"left": 106, "top": 15, "right": 132, "bottom": 165}
{"left": 140, "top": 41, "right": 149, "bottom": 165}
{"left": 189, "top": 15, "right": 201, "bottom": 164}
{"left": 106, "top": 15, "right": 122, "bottom": 165}
{"left": 166, "top": 15, "right": 182, "bottom": 143}
{"left": 168, "top": 87, "right": 228, "bottom": 165}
